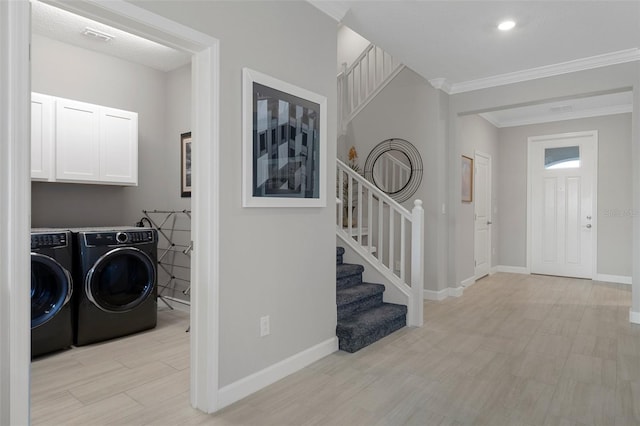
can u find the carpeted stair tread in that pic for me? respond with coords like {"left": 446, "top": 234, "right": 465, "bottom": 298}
{"left": 336, "top": 283, "right": 384, "bottom": 307}
{"left": 336, "top": 263, "right": 365, "bottom": 289}
{"left": 337, "top": 263, "right": 364, "bottom": 279}
{"left": 336, "top": 247, "right": 345, "bottom": 265}
{"left": 337, "top": 303, "right": 407, "bottom": 337}
{"left": 336, "top": 303, "right": 407, "bottom": 353}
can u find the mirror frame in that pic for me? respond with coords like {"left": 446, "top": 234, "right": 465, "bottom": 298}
{"left": 364, "top": 138, "right": 423, "bottom": 203}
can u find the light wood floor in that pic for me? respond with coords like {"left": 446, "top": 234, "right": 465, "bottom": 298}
{"left": 31, "top": 273, "right": 640, "bottom": 425}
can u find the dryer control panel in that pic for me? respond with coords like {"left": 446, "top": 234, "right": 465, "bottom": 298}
{"left": 84, "top": 230, "right": 155, "bottom": 247}
{"left": 31, "top": 232, "right": 68, "bottom": 250}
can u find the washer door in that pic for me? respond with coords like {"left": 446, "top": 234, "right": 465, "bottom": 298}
{"left": 31, "top": 253, "right": 73, "bottom": 328}
{"left": 85, "top": 247, "right": 155, "bottom": 313}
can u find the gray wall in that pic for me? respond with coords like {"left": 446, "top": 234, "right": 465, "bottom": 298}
{"left": 132, "top": 0, "right": 338, "bottom": 387}
{"left": 458, "top": 115, "right": 499, "bottom": 282}
{"left": 449, "top": 62, "right": 639, "bottom": 288}
{"left": 342, "top": 67, "right": 448, "bottom": 293}
{"left": 31, "top": 34, "right": 182, "bottom": 228}
{"left": 157, "top": 64, "right": 192, "bottom": 302}
{"left": 497, "top": 113, "right": 632, "bottom": 276}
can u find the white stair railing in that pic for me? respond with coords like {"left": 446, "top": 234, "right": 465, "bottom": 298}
{"left": 337, "top": 159, "right": 424, "bottom": 327}
{"left": 337, "top": 43, "right": 404, "bottom": 131}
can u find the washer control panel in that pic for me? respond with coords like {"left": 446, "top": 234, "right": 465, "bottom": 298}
{"left": 84, "top": 230, "right": 155, "bottom": 247}
{"left": 31, "top": 232, "right": 68, "bottom": 250}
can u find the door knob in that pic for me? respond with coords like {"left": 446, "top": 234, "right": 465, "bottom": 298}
{"left": 586, "top": 224, "right": 592, "bottom": 229}
{"left": 487, "top": 221, "right": 492, "bottom": 225}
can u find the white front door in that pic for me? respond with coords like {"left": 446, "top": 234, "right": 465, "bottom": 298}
{"left": 474, "top": 152, "right": 492, "bottom": 279}
{"left": 529, "top": 131, "right": 597, "bottom": 279}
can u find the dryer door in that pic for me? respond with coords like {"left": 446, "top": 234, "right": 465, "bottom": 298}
{"left": 31, "top": 253, "right": 73, "bottom": 328}
{"left": 85, "top": 247, "right": 155, "bottom": 312}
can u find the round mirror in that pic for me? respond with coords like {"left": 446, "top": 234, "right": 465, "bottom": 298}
{"left": 364, "top": 139, "right": 422, "bottom": 203}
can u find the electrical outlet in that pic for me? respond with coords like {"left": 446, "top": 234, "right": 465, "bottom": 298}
{"left": 260, "top": 315, "right": 270, "bottom": 337}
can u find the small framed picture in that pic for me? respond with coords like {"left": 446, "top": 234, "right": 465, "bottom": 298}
{"left": 181, "top": 132, "right": 192, "bottom": 198}
{"left": 461, "top": 155, "right": 473, "bottom": 203}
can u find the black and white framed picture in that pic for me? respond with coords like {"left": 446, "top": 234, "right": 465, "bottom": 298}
{"left": 181, "top": 132, "right": 192, "bottom": 198}
{"left": 242, "top": 68, "right": 327, "bottom": 207}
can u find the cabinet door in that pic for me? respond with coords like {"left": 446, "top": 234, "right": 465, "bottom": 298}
{"left": 55, "top": 98, "right": 100, "bottom": 182}
{"left": 31, "top": 93, "right": 54, "bottom": 181}
{"left": 100, "top": 107, "right": 138, "bottom": 185}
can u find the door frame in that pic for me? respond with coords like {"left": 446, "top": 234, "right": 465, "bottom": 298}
{"left": 474, "top": 150, "right": 492, "bottom": 280}
{"left": 1, "top": 0, "right": 222, "bottom": 422}
{"left": 526, "top": 130, "right": 598, "bottom": 278}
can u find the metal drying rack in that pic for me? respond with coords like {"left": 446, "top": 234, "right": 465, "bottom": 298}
{"left": 142, "top": 209, "right": 192, "bottom": 312}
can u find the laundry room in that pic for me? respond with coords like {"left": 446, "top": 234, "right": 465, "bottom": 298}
{"left": 29, "top": 0, "right": 193, "bottom": 418}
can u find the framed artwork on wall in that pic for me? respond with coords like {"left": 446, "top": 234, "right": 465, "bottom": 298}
{"left": 461, "top": 155, "right": 473, "bottom": 203}
{"left": 181, "top": 132, "right": 192, "bottom": 198}
{"left": 242, "top": 67, "right": 327, "bottom": 207}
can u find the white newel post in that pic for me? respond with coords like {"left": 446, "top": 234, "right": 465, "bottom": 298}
{"left": 411, "top": 200, "right": 424, "bottom": 326}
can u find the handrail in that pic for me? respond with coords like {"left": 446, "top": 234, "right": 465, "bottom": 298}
{"left": 337, "top": 159, "right": 424, "bottom": 327}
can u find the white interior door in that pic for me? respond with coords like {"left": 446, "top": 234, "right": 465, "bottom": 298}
{"left": 529, "top": 131, "right": 597, "bottom": 279}
{"left": 474, "top": 152, "right": 491, "bottom": 279}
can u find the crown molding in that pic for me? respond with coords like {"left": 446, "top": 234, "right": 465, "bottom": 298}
{"left": 307, "top": 1, "right": 349, "bottom": 22}
{"left": 428, "top": 77, "right": 452, "bottom": 93}
{"left": 480, "top": 103, "right": 633, "bottom": 128}
{"left": 431, "top": 49, "right": 640, "bottom": 95}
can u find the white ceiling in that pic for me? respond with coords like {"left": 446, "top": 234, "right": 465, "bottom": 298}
{"left": 31, "top": 0, "right": 191, "bottom": 72}
{"left": 313, "top": 1, "right": 640, "bottom": 92}
{"left": 312, "top": 0, "right": 638, "bottom": 123}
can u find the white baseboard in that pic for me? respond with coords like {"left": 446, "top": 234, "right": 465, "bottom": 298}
{"left": 448, "top": 287, "right": 463, "bottom": 298}
{"left": 461, "top": 276, "right": 476, "bottom": 288}
{"left": 594, "top": 274, "right": 632, "bottom": 285}
{"left": 218, "top": 337, "right": 338, "bottom": 410}
{"left": 490, "top": 266, "right": 499, "bottom": 275}
{"left": 630, "top": 309, "right": 640, "bottom": 325}
{"left": 424, "top": 288, "right": 449, "bottom": 301}
{"left": 495, "top": 265, "right": 529, "bottom": 274}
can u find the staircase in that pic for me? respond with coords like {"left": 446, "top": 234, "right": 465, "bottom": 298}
{"left": 336, "top": 246, "right": 407, "bottom": 352}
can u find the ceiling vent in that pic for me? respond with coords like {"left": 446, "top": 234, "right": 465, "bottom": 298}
{"left": 82, "top": 27, "right": 114, "bottom": 42}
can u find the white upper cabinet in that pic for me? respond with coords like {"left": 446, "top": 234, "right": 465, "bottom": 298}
{"left": 55, "top": 98, "right": 101, "bottom": 182}
{"left": 31, "top": 93, "right": 138, "bottom": 186}
{"left": 100, "top": 107, "right": 138, "bottom": 184}
{"left": 31, "top": 93, "right": 54, "bottom": 181}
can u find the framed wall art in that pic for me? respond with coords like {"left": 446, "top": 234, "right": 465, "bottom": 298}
{"left": 242, "top": 67, "right": 327, "bottom": 207}
{"left": 181, "top": 132, "right": 192, "bottom": 198}
{"left": 461, "top": 155, "right": 473, "bottom": 203}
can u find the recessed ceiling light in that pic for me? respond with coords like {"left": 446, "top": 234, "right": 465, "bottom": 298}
{"left": 498, "top": 20, "right": 516, "bottom": 31}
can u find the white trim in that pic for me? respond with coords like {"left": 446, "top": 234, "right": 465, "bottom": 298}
{"left": 594, "top": 274, "right": 632, "bottom": 285}
{"left": 448, "top": 287, "right": 464, "bottom": 298}
{"left": 428, "top": 77, "right": 452, "bottom": 93}
{"left": 630, "top": 309, "right": 640, "bottom": 325}
{"left": 1, "top": 1, "right": 31, "bottom": 424}
{"left": 443, "top": 49, "right": 640, "bottom": 95}
{"left": 344, "top": 64, "right": 405, "bottom": 125}
{"left": 480, "top": 104, "right": 633, "bottom": 129}
{"left": 461, "top": 276, "right": 476, "bottom": 288}
{"left": 35, "top": 0, "right": 222, "bottom": 414}
{"left": 423, "top": 288, "right": 449, "bottom": 301}
{"left": 495, "top": 265, "right": 530, "bottom": 274}
{"left": 218, "top": 337, "right": 338, "bottom": 410}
